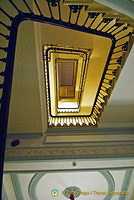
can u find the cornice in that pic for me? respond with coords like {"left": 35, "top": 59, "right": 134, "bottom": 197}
{"left": 5, "top": 144, "right": 134, "bottom": 160}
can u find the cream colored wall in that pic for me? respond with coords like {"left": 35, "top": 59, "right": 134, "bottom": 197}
{"left": 0, "top": 0, "right": 43, "bottom": 134}
{"left": 7, "top": 21, "right": 42, "bottom": 134}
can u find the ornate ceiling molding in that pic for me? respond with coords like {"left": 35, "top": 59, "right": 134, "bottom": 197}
{"left": 10, "top": 174, "right": 24, "bottom": 200}
{"left": 28, "top": 172, "right": 45, "bottom": 200}
{"left": 5, "top": 144, "right": 134, "bottom": 160}
{"left": 28, "top": 171, "right": 115, "bottom": 200}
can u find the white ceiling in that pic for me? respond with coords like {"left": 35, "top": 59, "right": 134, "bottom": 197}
{"left": 3, "top": 159, "right": 134, "bottom": 200}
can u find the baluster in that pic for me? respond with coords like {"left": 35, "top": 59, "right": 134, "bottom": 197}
{"left": 102, "top": 82, "right": 111, "bottom": 89}
{"left": 78, "top": 117, "right": 82, "bottom": 126}
{"left": 0, "top": 33, "right": 9, "bottom": 40}
{"left": 101, "top": 86, "right": 109, "bottom": 93}
{"left": 109, "top": 56, "right": 122, "bottom": 65}
{"left": 90, "top": 116, "right": 96, "bottom": 125}
{"left": 72, "top": 116, "right": 76, "bottom": 126}
{"left": 8, "top": 0, "right": 22, "bottom": 13}
{"left": 108, "top": 65, "right": 119, "bottom": 70}
{"left": 75, "top": 117, "right": 79, "bottom": 125}
{"left": 0, "top": 58, "right": 7, "bottom": 63}
{"left": 105, "top": 74, "right": 115, "bottom": 80}
{"left": 46, "top": 0, "right": 54, "bottom": 18}
{"left": 95, "top": 14, "right": 105, "bottom": 30}
{"left": 122, "top": 42, "right": 129, "bottom": 51}
{"left": 100, "top": 89, "right": 108, "bottom": 96}
{"left": 96, "top": 101, "right": 102, "bottom": 109}
{"left": 49, "top": 116, "right": 52, "bottom": 125}
{"left": 51, "top": 117, "right": 54, "bottom": 126}
{"left": 75, "top": 6, "right": 83, "bottom": 25}
{"left": 103, "top": 79, "right": 112, "bottom": 85}
{"left": 81, "top": 117, "right": 85, "bottom": 125}
{"left": 95, "top": 104, "right": 100, "bottom": 112}
{"left": 116, "top": 57, "right": 122, "bottom": 65}
{"left": 115, "top": 41, "right": 128, "bottom": 49}
{"left": 104, "top": 78, "right": 113, "bottom": 84}
{"left": 109, "top": 23, "right": 123, "bottom": 34}
{"left": 68, "top": 5, "right": 83, "bottom": 24}
{"left": 92, "top": 116, "right": 97, "bottom": 124}
{"left": 84, "top": 117, "right": 89, "bottom": 125}
{"left": 57, "top": 117, "right": 61, "bottom": 126}
{"left": 70, "top": 117, "right": 73, "bottom": 125}
{"left": 68, "top": 6, "right": 72, "bottom": 23}
{"left": 63, "top": 117, "right": 66, "bottom": 126}
{"left": 88, "top": 117, "right": 92, "bottom": 126}
{"left": 99, "top": 93, "right": 106, "bottom": 101}
{"left": 100, "top": 18, "right": 113, "bottom": 31}
{"left": 112, "top": 49, "right": 124, "bottom": 54}
{"left": 0, "top": 8, "right": 13, "bottom": 21}
{"left": 102, "top": 82, "right": 111, "bottom": 88}
{"left": 66, "top": 117, "right": 70, "bottom": 126}
{"left": 106, "top": 19, "right": 119, "bottom": 33}
{"left": 94, "top": 109, "right": 100, "bottom": 118}
{"left": 54, "top": 118, "right": 57, "bottom": 126}
{"left": 97, "top": 99, "right": 104, "bottom": 107}
{"left": 0, "top": 21, "right": 11, "bottom": 30}
{"left": 57, "top": 0, "right": 61, "bottom": 20}
{"left": 116, "top": 32, "right": 131, "bottom": 41}
{"left": 61, "top": 117, "right": 64, "bottom": 126}
{"left": 110, "top": 56, "right": 122, "bottom": 60}
{"left": 74, "top": 117, "right": 77, "bottom": 125}
{"left": 88, "top": 13, "right": 99, "bottom": 29}
{"left": 107, "top": 69, "right": 118, "bottom": 76}
{"left": 113, "top": 26, "right": 127, "bottom": 36}
{"left": 0, "top": 47, "right": 8, "bottom": 52}
{"left": 22, "top": 0, "right": 34, "bottom": 14}
{"left": 83, "top": 12, "right": 90, "bottom": 27}
{"left": 88, "top": 117, "right": 93, "bottom": 125}
{"left": 98, "top": 95, "right": 105, "bottom": 103}
{"left": 33, "top": 0, "right": 43, "bottom": 16}
{"left": 55, "top": 117, "right": 58, "bottom": 126}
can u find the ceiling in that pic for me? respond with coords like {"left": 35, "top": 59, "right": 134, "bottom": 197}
{"left": 3, "top": 159, "right": 134, "bottom": 200}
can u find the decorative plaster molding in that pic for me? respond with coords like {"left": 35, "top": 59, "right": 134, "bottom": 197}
{"left": 7, "top": 133, "right": 42, "bottom": 140}
{"left": 5, "top": 145, "right": 134, "bottom": 160}
{"left": 28, "top": 172, "right": 45, "bottom": 200}
{"left": 100, "top": 171, "right": 115, "bottom": 200}
{"left": 28, "top": 171, "right": 115, "bottom": 200}
{"left": 2, "top": 185, "right": 8, "bottom": 200}
{"left": 10, "top": 174, "right": 24, "bottom": 200}
{"left": 119, "top": 169, "right": 133, "bottom": 200}
{"left": 3, "top": 168, "right": 132, "bottom": 200}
